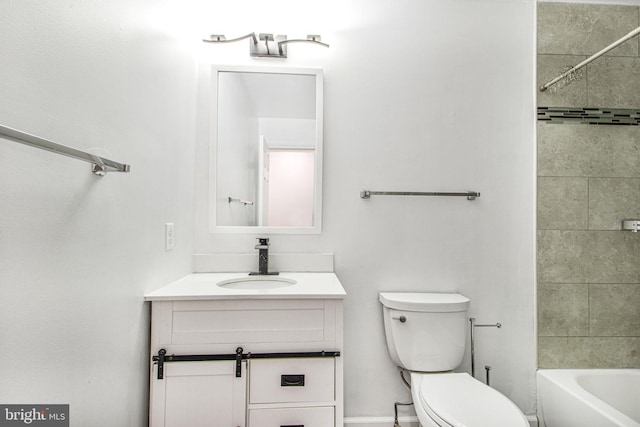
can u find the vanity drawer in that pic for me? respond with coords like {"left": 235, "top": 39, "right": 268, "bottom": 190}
{"left": 164, "top": 300, "right": 336, "bottom": 346}
{"left": 249, "top": 358, "right": 335, "bottom": 404}
{"left": 248, "top": 406, "right": 334, "bottom": 427}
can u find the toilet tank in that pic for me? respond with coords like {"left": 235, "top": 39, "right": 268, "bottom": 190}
{"left": 379, "top": 292, "right": 470, "bottom": 372}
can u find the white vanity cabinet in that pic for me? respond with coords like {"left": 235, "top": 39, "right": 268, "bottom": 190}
{"left": 145, "top": 273, "right": 345, "bottom": 427}
{"left": 152, "top": 360, "right": 246, "bottom": 427}
{"left": 247, "top": 357, "right": 337, "bottom": 427}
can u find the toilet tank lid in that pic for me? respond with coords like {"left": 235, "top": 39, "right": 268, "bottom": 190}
{"left": 379, "top": 292, "right": 470, "bottom": 312}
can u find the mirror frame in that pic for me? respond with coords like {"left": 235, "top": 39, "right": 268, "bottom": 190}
{"left": 209, "top": 65, "right": 324, "bottom": 234}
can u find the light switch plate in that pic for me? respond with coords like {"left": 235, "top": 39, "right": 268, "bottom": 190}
{"left": 165, "top": 223, "right": 174, "bottom": 251}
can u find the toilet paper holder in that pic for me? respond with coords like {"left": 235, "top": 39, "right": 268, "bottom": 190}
{"left": 469, "top": 317, "right": 501, "bottom": 383}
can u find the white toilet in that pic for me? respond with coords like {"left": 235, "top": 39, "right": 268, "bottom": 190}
{"left": 379, "top": 292, "right": 528, "bottom": 427}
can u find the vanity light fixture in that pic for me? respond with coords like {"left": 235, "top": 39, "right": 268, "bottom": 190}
{"left": 205, "top": 33, "right": 258, "bottom": 44}
{"left": 202, "top": 32, "right": 329, "bottom": 58}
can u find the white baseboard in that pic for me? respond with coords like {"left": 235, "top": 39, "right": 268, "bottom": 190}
{"left": 344, "top": 415, "right": 537, "bottom": 427}
{"left": 344, "top": 416, "right": 419, "bottom": 427}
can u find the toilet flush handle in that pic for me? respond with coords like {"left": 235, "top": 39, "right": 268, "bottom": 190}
{"left": 392, "top": 315, "right": 407, "bottom": 323}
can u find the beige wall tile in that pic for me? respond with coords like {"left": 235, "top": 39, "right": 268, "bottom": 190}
{"left": 538, "top": 3, "right": 639, "bottom": 56}
{"left": 538, "top": 230, "right": 640, "bottom": 283}
{"left": 538, "top": 177, "right": 588, "bottom": 230}
{"left": 538, "top": 230, "right": 588, "bottom": 283}
{"left": 537, "top": 2, "right": 640, "bottom": 369}
{"left": 538, "top": 336, "right": 640, "bottom": 368}
{"left": 538, "top": 123, "right": 640, "bottom": 178}
{"left": 590, "top": 283, "right": 640, "bottom": 336}
{"left": 589, "top": 57, "right": 640, "bottom": 108}
{"left": 589, "top": 178, "right": 640, "bottom": 230}
{"left": 538, "top": 283, "right": 589, "bottom": 336}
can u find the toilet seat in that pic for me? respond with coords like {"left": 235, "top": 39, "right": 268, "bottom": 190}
{"left": 411, "top": 372, "right": 528, "bottom": 427}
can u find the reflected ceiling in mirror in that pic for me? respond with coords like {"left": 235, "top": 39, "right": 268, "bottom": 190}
{"left": 210, "top": 66, "right": 323, "bottom": 234}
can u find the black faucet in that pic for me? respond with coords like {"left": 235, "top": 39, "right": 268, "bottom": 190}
{"left": 249, "top": 238, "right": 279, "bottom": 276}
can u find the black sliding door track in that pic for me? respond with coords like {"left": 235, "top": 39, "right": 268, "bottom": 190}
{"left": 152, "top": 347, "right": 341, "bottom": 379}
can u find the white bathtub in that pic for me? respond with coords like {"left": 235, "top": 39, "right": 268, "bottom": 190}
{"left": 537, "top": 369, "right": 640, "bottom": 427}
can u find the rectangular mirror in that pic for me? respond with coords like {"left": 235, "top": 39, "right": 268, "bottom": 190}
{"left": 210, "top": 66, "right": 323, "bottom": 234}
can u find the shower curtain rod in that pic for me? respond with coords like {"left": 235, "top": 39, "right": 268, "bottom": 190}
{"left": 540, "top": 25, "right": 640, "bottom": 92}
{"left": 0, "top": 124, "right": 130, "bottom": 175}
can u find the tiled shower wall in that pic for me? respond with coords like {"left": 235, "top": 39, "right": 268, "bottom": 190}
{"left": 537, "top": 3, "right": 640, "bottom": 368}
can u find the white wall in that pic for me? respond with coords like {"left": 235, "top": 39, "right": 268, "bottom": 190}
{"left": 194, "top": 0, "right": 537, "bottom": 419}
{"left": 258, "top": 118, "right": 315, "bottom": 147}
{"left": 0, "top": 1, "right": 196, "bottom": 425}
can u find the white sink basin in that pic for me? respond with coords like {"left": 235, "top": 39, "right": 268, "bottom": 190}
{"left": 216, "top": 276, "right": 297, "bottom": 290}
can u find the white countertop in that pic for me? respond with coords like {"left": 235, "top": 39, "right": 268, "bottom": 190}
{"left": 144, "top": 272, "right": 346, "bottom": 301}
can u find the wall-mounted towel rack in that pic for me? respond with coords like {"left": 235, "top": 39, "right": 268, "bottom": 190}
{"left": 0, "top": 124, "right": 130, "bottom": 176}
{"left": 360, "top": 190, "right": 480, "bottom": 201}
{"left": 228, "top": 196, "right": 254, "bottom": 206}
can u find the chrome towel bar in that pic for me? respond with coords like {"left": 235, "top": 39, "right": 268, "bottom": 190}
{"left": 228, "top": 196, "right": 254, "bottom": 206}
{"left": 360, "top": 190, "right": 480, "bottom": 201}
{"left": 0, "top": 124, "right": 130, "bottom": 176}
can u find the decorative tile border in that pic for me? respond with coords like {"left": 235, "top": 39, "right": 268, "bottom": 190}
{"left": 538, "top": 107, "right": 640, "bottom": 125}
